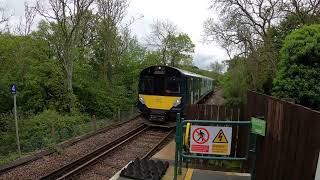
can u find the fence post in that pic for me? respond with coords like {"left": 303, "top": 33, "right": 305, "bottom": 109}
{"left": 179, "top": 118, "right": 184, "bottom": 174}
{"left": 217, "top": 105, "right": 220, "bottom": 121}
{"left": 174, "top": 113, "right": 181, "bottom": 180}
{"left": 231, "top": 108, "right": 234, "bottom": 121}
{"left": 118, "top": 107, "right": 121, "bottom": 121}
{"left": 51, "top": 124, "right": 56, "bottom": 145}
{"left": 131, "top": 105, "right": 134, "bottom": 116}
{"left": 204, "top": 105, "right": 207, "bottom": 119}
{"left": 92, "top": 114, "right": 97, "bottom": 131}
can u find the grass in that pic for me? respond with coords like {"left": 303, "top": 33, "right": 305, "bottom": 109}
{"left": 0, "top": 152, "right": 32, "bottom": 167}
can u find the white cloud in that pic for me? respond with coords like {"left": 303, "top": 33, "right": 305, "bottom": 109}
{"left": 1, "top": 0, "right": 228, "bottom": 69}
{"left": 126, "top": 0, "right": 227, "bottom": 69}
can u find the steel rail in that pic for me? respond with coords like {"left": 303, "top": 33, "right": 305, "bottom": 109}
{"left": 0, "top": 114, "right": 143, "bottom": 176}
{"left": 141, "top": 128, "right": 175, "bottom": 160}
{"left": 40, "top": 124, "right": 149, "bottom": 180}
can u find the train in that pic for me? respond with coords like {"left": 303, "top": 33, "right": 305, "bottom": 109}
{"left": 137, "top": 65, "right": 214, "bottom": 123}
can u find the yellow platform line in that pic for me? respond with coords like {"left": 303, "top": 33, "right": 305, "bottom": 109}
{"left": 184, "top": 168, "right": 193, "bottom": 180}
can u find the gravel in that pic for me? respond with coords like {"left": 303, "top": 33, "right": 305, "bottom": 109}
{"left": 205, "top": 88, "right": 225, "bottom": 105}
{"left": 0, "top": 117, "right": 144, "bottom": 180}
{"left": 78, "top": 128, "right": 173, "bottom": 179}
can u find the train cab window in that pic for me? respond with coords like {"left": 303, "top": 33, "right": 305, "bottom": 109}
{"left": 165, "top": 77, "right": 180, "bottom": 95}
{"left": 139, "top": 77, "right": 153, "bottom": 94}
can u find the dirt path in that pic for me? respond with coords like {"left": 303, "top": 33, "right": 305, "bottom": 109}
{"left": 205, "top": 88, "right": 225, "bottom": 105}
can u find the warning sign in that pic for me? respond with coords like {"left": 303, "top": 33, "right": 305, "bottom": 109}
{"left": 213, "top": 129, "right": 228, "bottom": 143}
{"left": 190, "top": 126, "right": 232, "bottom": 155}
{"left": 192, "top": 127, "right": 210, "bottom": 144}
{"left": 212, "top": 129, "right": 230, "bottom": 155}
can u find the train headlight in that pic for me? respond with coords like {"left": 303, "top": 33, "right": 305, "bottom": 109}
{"left": 173, "top": 99, "right": 181, "bottom": 107}
{"left": 139, "top": 96, "right": 145, "bottom": 104}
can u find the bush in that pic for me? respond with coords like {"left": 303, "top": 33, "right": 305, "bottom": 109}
{"left": 272, "top": 24, "right": 320, "bottom": 110}
{"left": 221, "top": 58, "right": 248, "bottom": 106}
{"left": 20, "top": 110, "right": 90, "bottom": 151}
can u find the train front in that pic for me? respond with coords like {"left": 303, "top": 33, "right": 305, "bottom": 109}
{"left": 137, "top": 66, "right": 183, "bottom": 122}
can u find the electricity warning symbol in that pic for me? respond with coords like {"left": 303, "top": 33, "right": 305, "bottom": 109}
{"left": 213, "top": 129, "right": 228, "bottom": 143}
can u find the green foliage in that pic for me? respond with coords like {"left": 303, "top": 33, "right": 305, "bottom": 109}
{"left": 0, "top": 152, "right": 32, "bottom": 167}
{"left": 167, "top": 33, "right": 195, "bottom": 66}
{"left": 20, "top": 110, "right": 90, "bottom": 150}
{"left": 0, "top": 8, "right": 201, "bottom": 165}
{"left": 272, "top": 24, "right": 320, "bottom": 110}
{"left": 221, "top": 58, "right": 248, "bottom": 106}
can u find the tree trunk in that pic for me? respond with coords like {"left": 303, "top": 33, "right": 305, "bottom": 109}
{"left": 66, "top": 60, "right": 73, "bottom": 112}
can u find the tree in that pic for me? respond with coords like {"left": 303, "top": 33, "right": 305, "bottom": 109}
{"left": 222, "top": 57, "right": 248, "bottom": 106}
{"left": 94, "top": 0, "right": 129, "bottom": 85}
{"left": 15, "top": 2, "right": 37, "bottom": 36}
{"left": 167, "top": 33, "right": 195, "bottom": 66}
{"left": 272, "top": 24, "right": 320, "bottom": 110}
{"left": 210, "top": 61, "right": 224, "bottom": 74}
{"left": 146, "top": 20, "right": 195, "bottom": 66}
{"left": 36, "top": 0, "right": 94, "bottom": 112}
{"left": 0, "top": 5, "right": 10, "bottom": 33}
{"left": 204, "top": 0, "right": 284, "bottom": 67}
{"left": 281, "top": 0, "right": 320, "bottom": 24}
{"left": 146, "top": 19, "right": 178, "bottom": 64}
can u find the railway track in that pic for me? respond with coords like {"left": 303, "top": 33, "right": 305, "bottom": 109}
{"left": 40, "top": 124, "right": 174, "bottom": 180}
{"left": 0, "top": 114, "right": 143, "bottom": 177}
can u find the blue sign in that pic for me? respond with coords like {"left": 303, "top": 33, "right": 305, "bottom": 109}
{"left": 11, "top": 84, "right": 16, "bottom": 95}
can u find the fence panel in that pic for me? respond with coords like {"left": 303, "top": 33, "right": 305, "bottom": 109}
{"left": 247, "top": 91, "right": 320, "bottom": 180}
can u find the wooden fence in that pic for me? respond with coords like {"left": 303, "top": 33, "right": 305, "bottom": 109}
{"left": 246, "top": 91, "right": 320, "bottom": 180}
{"left": 184, "top": 91, "right": 320, "bottom": 179}
{"left": 184, "top": 104, "right": 244, "bottom": 121}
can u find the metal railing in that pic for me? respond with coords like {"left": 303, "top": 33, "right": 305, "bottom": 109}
{"left": 174, "top": 113, "right": 253, "bottom": 180}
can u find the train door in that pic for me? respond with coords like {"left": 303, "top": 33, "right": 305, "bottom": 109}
{"left": 198, "top": 78, "right": 201, "bottom": 100}
{"left": 194, "top": 78, "right": 199, "bottom": 102}
{"left": 190, "top": 78, "right": 193, "bottom": 104}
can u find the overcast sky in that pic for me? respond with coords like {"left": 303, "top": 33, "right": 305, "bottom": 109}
{"left": 1, "top": 0, "right": 227, "bottom": 69}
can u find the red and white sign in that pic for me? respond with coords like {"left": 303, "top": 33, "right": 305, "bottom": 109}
{"left": 190, "top": 125, "right": 232, "bottom": 155}
{"left": 191, "top": 145, "right": 209, "bottom": 152}
{"left": 192, "top": 127, "right": 210, "bottom": 144}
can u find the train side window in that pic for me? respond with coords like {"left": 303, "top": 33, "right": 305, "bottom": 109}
{"left": 165, "top": 77, "right": 180, "bottom": 95}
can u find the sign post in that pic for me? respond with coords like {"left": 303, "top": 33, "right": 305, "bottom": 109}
{"left": 11, "top": 84, "right": 21, "bottom": 156}
{"left": 251, "top": 117, "right": 266, "bottom": 180}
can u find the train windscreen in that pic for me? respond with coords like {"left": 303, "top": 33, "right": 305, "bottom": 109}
{"left": 139, "top": 76, "right": 180, "bottom": 96}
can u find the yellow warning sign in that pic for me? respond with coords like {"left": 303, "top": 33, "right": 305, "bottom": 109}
{"left": 212, "top": 144, "right": 228, "bottom": 154}
{"left": 212, "top": 129, "right": 228, "bottom": 143}
{"left": 212, "top": 129, "right": 230, "bottom": 155}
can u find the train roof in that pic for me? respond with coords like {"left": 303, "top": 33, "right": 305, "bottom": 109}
{"left": 141, "top": 65, "right": 213, "bottom": 80}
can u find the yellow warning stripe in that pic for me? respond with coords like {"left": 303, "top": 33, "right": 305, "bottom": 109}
{"left": 184, "top": 122, "right": 191, "bottom": 146}
{"left": 184, "top": 168, "right": 193, "bottom": 180}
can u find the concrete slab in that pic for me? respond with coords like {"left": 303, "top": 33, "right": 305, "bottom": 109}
{"left": 151, "top": 140, "right": 176, "bottom": 162}
{"left": 190, "top": 169, "right": 251, "bottom": 180}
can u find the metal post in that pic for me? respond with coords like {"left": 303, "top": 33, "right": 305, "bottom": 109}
{"left": 13, "top": 94, "right": 21, "bottom": 156}
{"left": 174, "top": 113, "right": 180, "bottom": 180}
{"left": 251, "top": 135, "right": 257, "bottom": 180}
{"left": 178, "top": 117, "right": 184, "bottom": 174}
{"left": 118, "top": 108, "right": 121, "bottom": 121}
{"left": 131, "top": 105, "right": 134, "bottom": 116}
